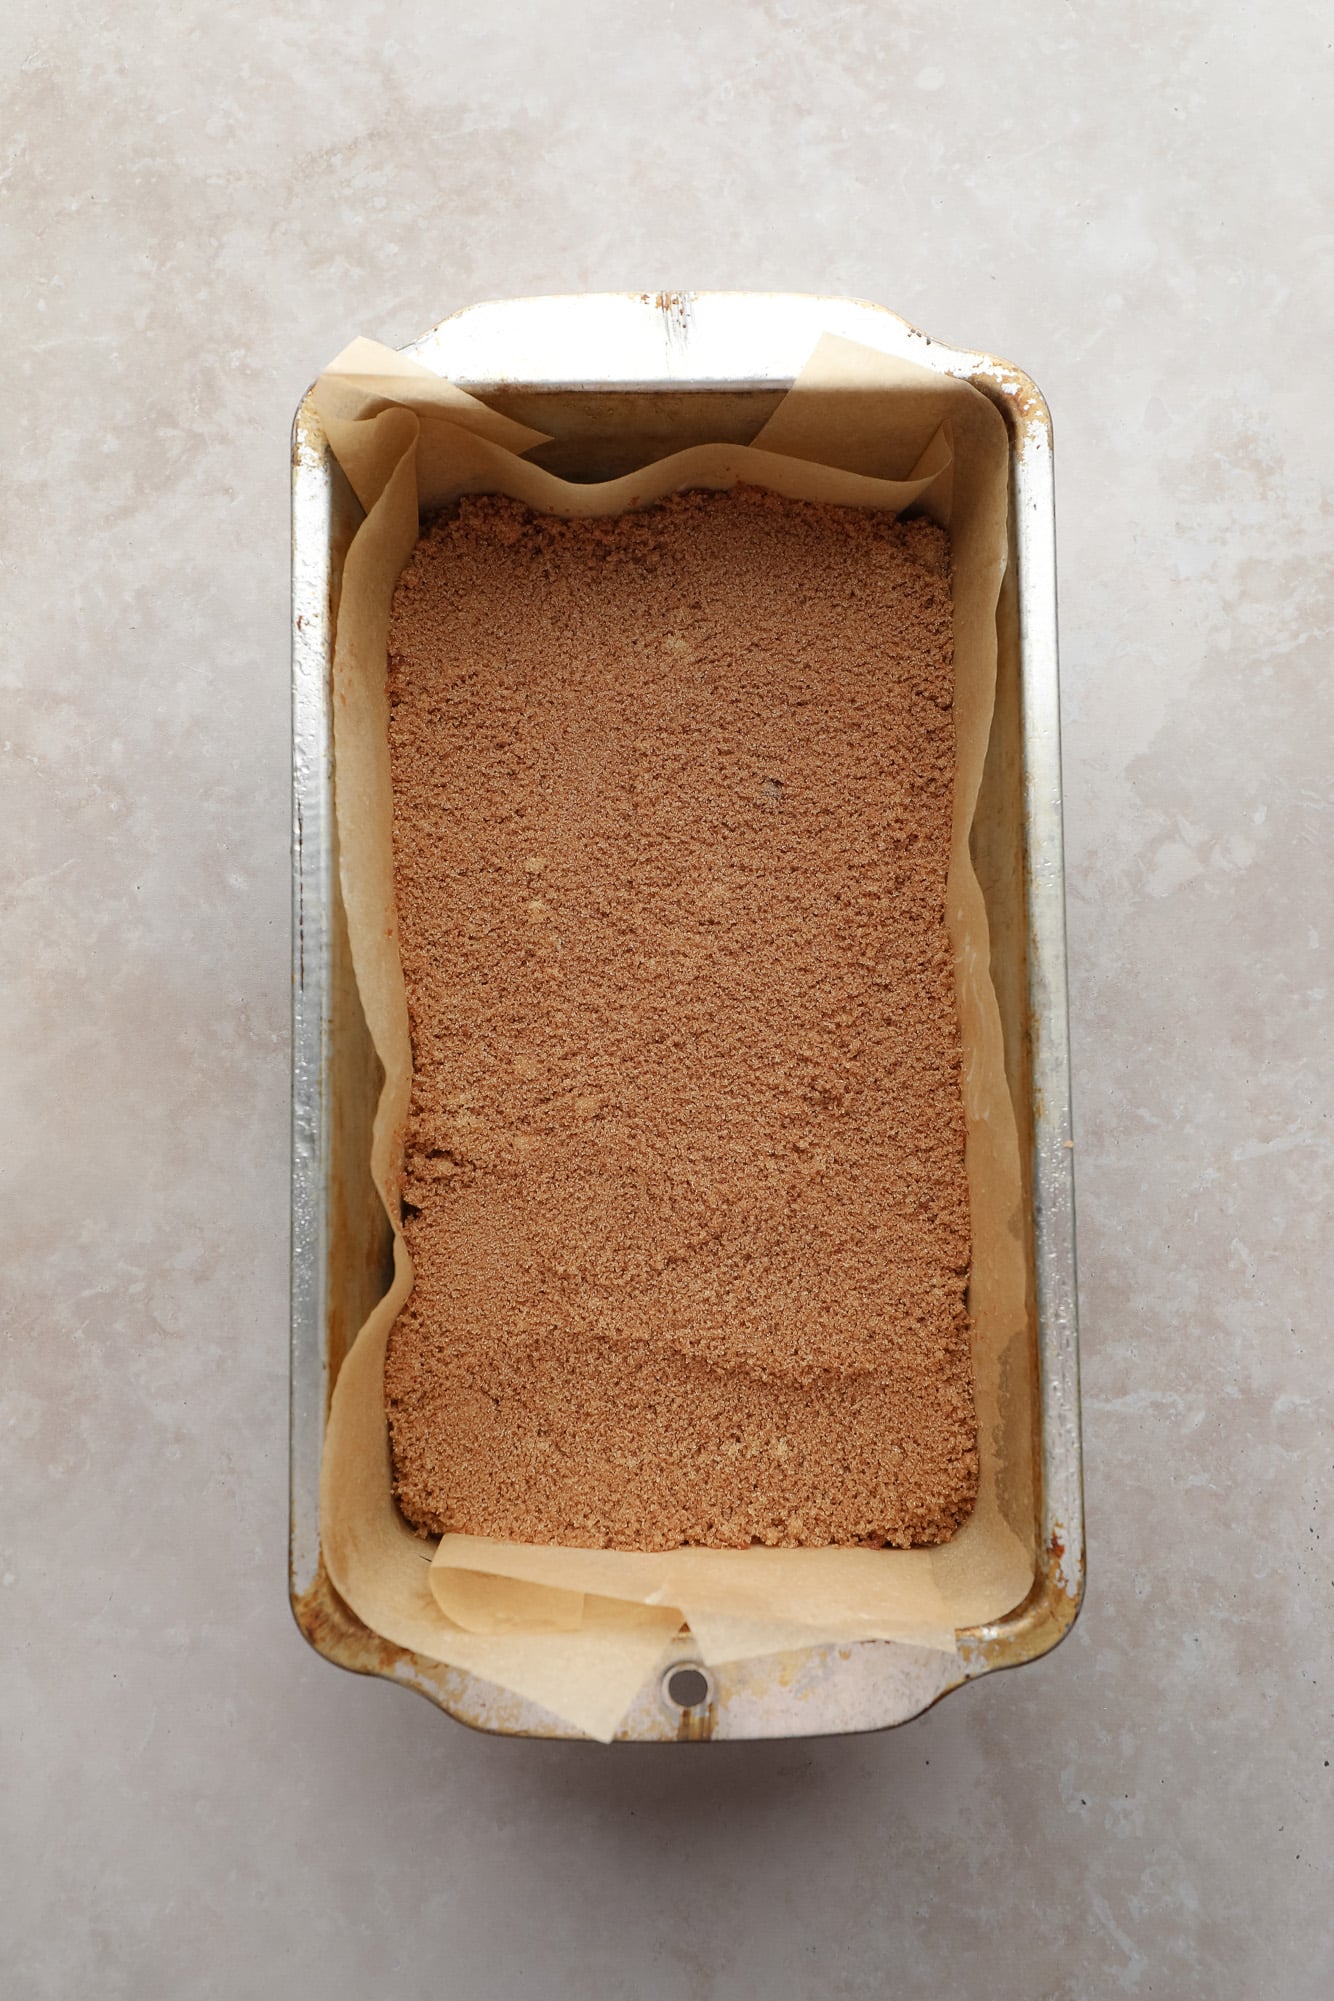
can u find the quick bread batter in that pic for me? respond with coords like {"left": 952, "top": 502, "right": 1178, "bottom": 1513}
{"left": 383, "top": 487, "right": 977, "bottom": 1549}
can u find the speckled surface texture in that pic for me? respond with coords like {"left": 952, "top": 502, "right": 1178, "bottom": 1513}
{"left": 3, "top": 4, "right": 1331, "bottom": 1996}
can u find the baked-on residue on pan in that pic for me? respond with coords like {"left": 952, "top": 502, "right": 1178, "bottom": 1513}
{"left": 384, "top": 487, "right": 977, "bottom": 1549}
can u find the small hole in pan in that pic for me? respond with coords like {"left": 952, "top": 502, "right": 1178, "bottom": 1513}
{"left": 663, "top": 1664, "right": 712, "bottom": 1711}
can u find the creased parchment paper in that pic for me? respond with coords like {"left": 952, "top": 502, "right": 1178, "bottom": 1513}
{"left": 315, "top": 329, "right": 1035, "bottom": 1741}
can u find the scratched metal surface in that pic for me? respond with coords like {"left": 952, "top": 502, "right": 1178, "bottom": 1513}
{"left": 290, "top": 292, "right": 1083, "bottom": 1741}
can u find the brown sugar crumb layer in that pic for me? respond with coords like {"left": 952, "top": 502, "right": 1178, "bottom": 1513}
{"left": 383, "top": 486, "right": 978, "bottom": 1550}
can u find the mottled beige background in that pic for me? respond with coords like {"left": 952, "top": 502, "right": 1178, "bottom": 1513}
{"left": 3, "top": 4, "right": 1331, "bottom": 1997}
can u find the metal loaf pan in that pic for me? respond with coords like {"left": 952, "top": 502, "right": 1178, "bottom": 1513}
{"left": 290, "top": 293, "right": 1083, "bottom": 1740}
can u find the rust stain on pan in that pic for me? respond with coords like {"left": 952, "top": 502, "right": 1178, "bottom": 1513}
{"left": 640, "top": 288, "right": 695, "bottom": 350}
{"left": 967, "top": 355, "right": 1053, "bottom": 457}
{"left": 292, "top": 1555, "right": 410, "bottom": 1681}
{"left": 637, "top": 288, "right": 694, "bottom": 324}
{"left": 675, "top": 1696, "right": 717, "bottom": 1743}
{"left": 974, "top": 353, "right": 1053, "bottom": 445}
{"left": 957, "top": 1519, "right": 1084, "bottom": 1682}
{"left": 292, "top": 396, "right": 327, "bottom": 469}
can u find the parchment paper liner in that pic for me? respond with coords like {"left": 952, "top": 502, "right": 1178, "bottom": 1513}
{"left": 314, "top": 330, "right": 1034, "bottom": 1740}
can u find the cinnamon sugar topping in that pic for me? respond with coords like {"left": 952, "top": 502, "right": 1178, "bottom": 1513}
{"left": 383, "top": 487, "right": 977, "bottom": 1549}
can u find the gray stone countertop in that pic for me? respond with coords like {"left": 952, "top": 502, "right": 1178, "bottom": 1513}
{"left": 4, "top": 3, "right": 1330, "bottom": 1995}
